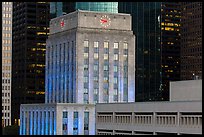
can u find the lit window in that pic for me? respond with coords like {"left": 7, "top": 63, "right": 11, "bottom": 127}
{"left": 94, "top": 42, "right": 98, "bottom": 48}
{"left": 94, "top": 53, "right": 98, "bottom": 59}
{"left": 104, "top": 54, "right": 108, "bottom": 60}
{"left": 124, "top": 43, "right": 128, "bottom": 49}
{"left": 84, "top": 53, "right": 88, "bottom": 58}
{"left": 37, "top": 32, "right": 47, "bottom": 35}
{"left": 165, "top": 27, "right": 174, "bottom": 31}
{"left": 114, "top": 66, "right": 118, "bottom": 72}
{"left": 114, "top": 42, "right": 119, "bottom": 49}
{"left": 114, "top": 54, "right": 118, "bottom": 60}
{"left": 104, "top": 42, "right": 109, "bottom": 48}
{"left": 104, "top": 77, "right": 108, "bottom": 83}
{"left": 84, "top": 88, "right": 88, "bottom": 94}
{"left": 84, "top": 40, "right": 89, "bottom": 47}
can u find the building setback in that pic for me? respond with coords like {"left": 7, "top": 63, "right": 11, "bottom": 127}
{"left": 2, "top": 2, "right": 12, "bottom": 127}
{"left": 20, "top": 10, "right": 135, "bottom": 135}
{"left": 12, "top": 2, "right": 50, "bottom": 125}
{"left": 180, "top": 2, "right": 202, "bottom": 80}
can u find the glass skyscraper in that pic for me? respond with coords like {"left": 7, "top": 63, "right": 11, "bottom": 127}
{"left": 50, "top": 2, "right": 118, "bottom": 18}
{"left": 12, "top": 2, "right": 50, "bottom": 125}
{"left": 160, "top": 2, "right": 181, "bottom": 101}
{"left": 119, "top": 2, "right": 162, "bottom": 101}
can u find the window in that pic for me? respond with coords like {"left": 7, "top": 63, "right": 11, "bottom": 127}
{"left": 114, "top": 77, "right": 118, "bottom": 84}
{"left": 73, "top": 112, "right": 79, "bottom": 135}
{"left": 114, "top": 89, "right": 118, "bottom": 95}
{"left": 104, "top": 65, "right": 108, "bottom": 71}
{"left": 114, "top": 42, "right": 119, "bottom": 49}
{"left": 94, "top": 53, "right": 98, "bottom": 59}
{"left": 104, "top": 54, "right": 108, "bottom": 60}
{"left": 124, "top": 42, "right": 128, "bottom": 49}
{"left": 84, "top": 40, "right": 89, "bottom": 47}
{"left": 114, "top": 54, "right": 118, "bottom": 60}
{"left": 84, "top": 76, "right": 88, "bottom": 83}
{"left": 84, "top": 88, "right": 88, "bottom": 94}
{"left": 94, "top": 89, "right": 98, "bottom": 94}
{"left": 104, "top": 77, "right": 108, "bottom": 83}
{"left": 84, "top": 65, "right": 88, "bottom": 70}
{"left": 104, "top": 42, "right": 109, "bottom": 48}
{"left": 63, "top": 111, "right": 68, "bottom": 118}
{"left": 84, "top": 112, "right": 89, "bottom": 135}
{"left": 94, "top": 77, "right": 98, "bottom": 82}
{"left": 94, "top": 42, "right": 99, "bottom": 48}
{"left": 94, "top": 65, "right": 98, "bottom": 71}
{"left": 84, "top": 53, "right": 88, "bottom": 58}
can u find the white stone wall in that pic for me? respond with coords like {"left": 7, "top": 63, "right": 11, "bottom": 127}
{"left": 170, "top": 80, "right": 202, "bottom": 101}
{"left": 20, "top": 103, "right": 95, "bottom": 135}
{"left": 95, "top": 101, "right": 202, "bottom": 135}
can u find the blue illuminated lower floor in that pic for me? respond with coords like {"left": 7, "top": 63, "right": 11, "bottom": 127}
{"left": 20, "top": 103, "right": 95, "bottom": 135}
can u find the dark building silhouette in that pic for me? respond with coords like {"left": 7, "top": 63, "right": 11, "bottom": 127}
{"left": 11, "top": 2, "right": 50, "bottom": 125}
{"left": 180, "top": 2, "right": 202, "bottom": 80}
{"left": 160, "top": 2, "right": 181, "bottom": 100}
{"left": 119, "top": 2, "right": 162, "bottom": 101}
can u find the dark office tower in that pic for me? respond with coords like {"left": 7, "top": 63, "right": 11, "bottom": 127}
{"left": 119, "top": 2, "right": 162, "bottom": 101}
{"left": 160, "top": 2, "right": 181, "bottom": 101}
{"left": 180, "top": 2, "right": 202, "bottom": 80}
{"left": 12, "top": 2, "right": 50, "bottom": 125}
{"left": 50, "top": 2, "right": 118, "bottom": 19}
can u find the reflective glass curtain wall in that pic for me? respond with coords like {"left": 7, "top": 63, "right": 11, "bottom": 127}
{"left": 119, "top": 2, "right": 162, "bottom": 101}
{"left": 50, "top": 2, "right": 118, "bottom": 19}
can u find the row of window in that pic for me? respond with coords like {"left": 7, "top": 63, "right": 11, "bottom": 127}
{"left": 84, "top": 41, "right": 128, "bottom": 49}
{"left": 2, "top": 6, "right": 12, "bottom": 11}
{"left": 2, "top": 13, "right": 12, "bottom": 18}
{"left": 2, "top": 26, "right": 12, "bottom": 31}
{"left": 2, "top": 118, "right": 11, "bottom": 127}
{"left": 2, "top": 39, "right": 11, "bottom": 44}
{"left": 2, "top": 66, "right": 11, "bottom": 71}
{"left": 2, "top": 112, "right": 10, "bottom": 118}
{"left": 2, "top": 106, "right": 10, "bottom": 111}
{"left": 2, "top": 2, "right": 12, "bottom": 5}
{"left": 62, "top": 111, "right": 89, "bottom": 135}
{"left": 2, "top": 33, "right": 12, "bottom": 37}
{"left": 2, "top": 99, "right": 10, "bottom": 104}
{"left": 2, "top": 86, "right": 11, "bottom": 90}
{"left": 21, "top": 110, "right": 55, "bottom": 135}
{"left": 2, "top": 92, "right": 10, "bottom": 97}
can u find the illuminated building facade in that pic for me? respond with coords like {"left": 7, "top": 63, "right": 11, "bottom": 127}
{"left": 160, "top": 2, "right": 181, "bottom": 100}
{"left": 50, "top": 2, "right": 118, "bottom": 19}
{"left": 118, "top": 2, "right": 162, "bottom": 101}
{"left": 180, "top": 2, "right": 202, "bottom": 80}
{"left": 12, "top": 2, "right": 50, "bottom": 125}
{"left": 2, "top": 2, "right": 12, "bottom": 127}
{"left": 46, "top": 10, "right": 135, "bottom": 104}
{"left": 20, "top": 10, "right": 135, "bottom": 135}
